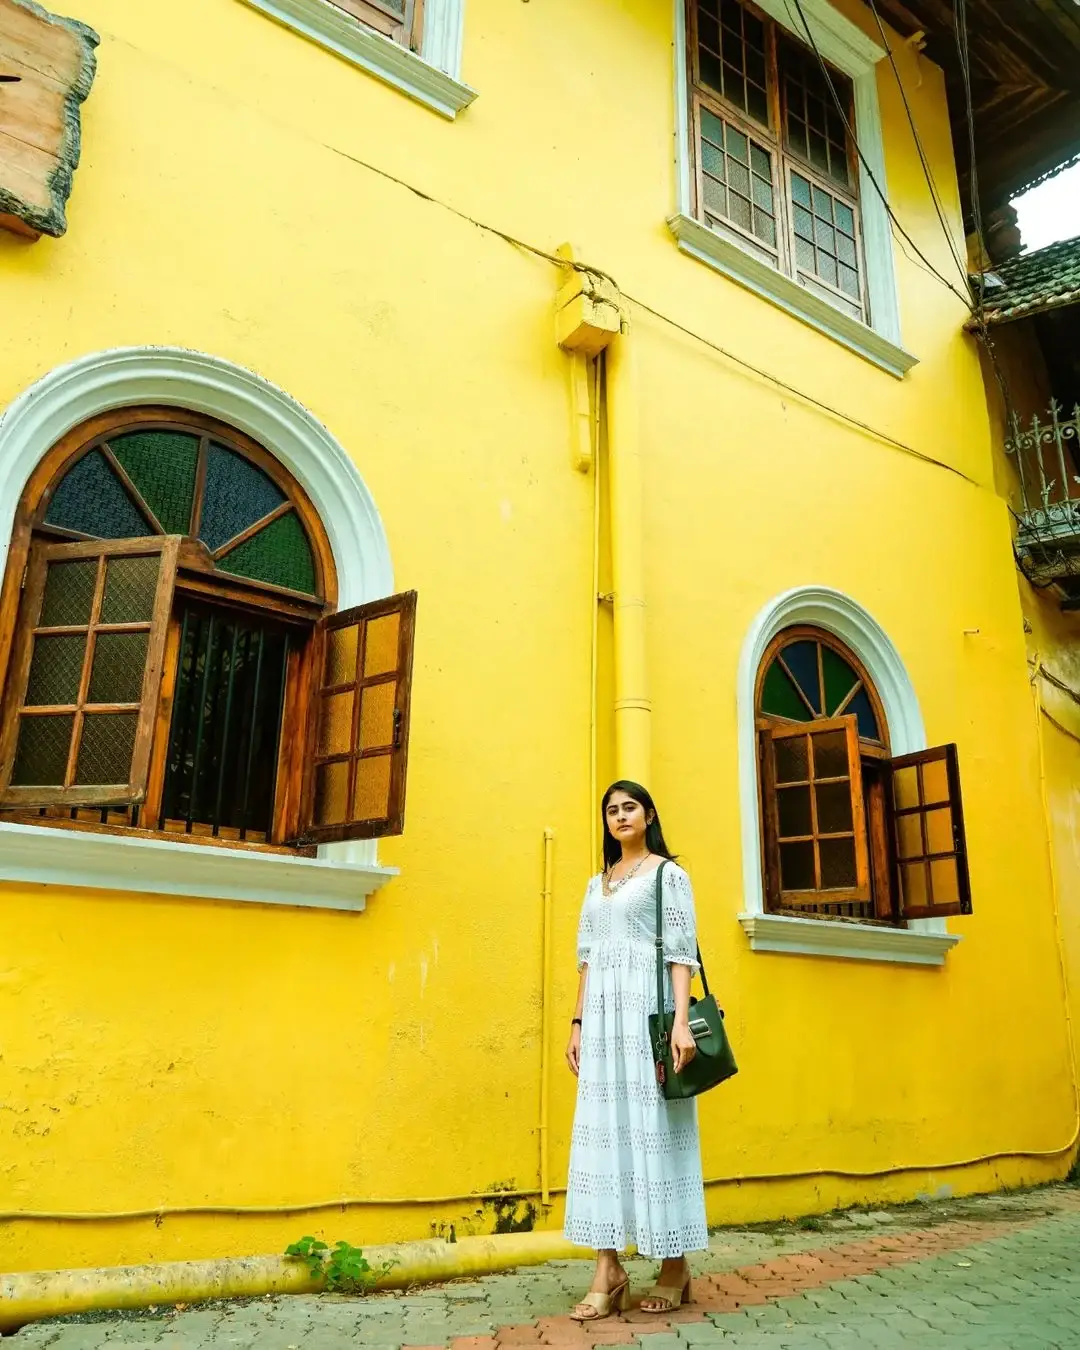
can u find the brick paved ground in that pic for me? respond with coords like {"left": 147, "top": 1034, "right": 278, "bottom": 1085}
{"left": 11, "top": 1185, "right": 1080, "bottom": 1350}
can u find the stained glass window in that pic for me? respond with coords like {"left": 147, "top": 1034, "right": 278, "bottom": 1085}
{"left": 759, "top": 633, "right": 882, "bottom": 742}
{"left": 38, "top": 423, "right": 319, "bottom": 596}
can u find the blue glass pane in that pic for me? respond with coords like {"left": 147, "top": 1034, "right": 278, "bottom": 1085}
{"left": 199, "top": 444, "right": 285, "bottom": 553}
{"left": 780, "top": 640, "right": 821, "bottom": 714}
{"left": 845, "top": 687, "right": 880, "bottom": 741}
{"left": 45, "top": 449, "right": 152, "bottom": 539}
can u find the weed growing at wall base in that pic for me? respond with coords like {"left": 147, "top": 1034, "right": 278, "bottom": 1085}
{"left": 284, "top": 1236, "right": 397, "bottom": 1294}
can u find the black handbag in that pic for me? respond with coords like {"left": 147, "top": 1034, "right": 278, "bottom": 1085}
{"left": 647, "top": 860, "right": 738, "bottom": 1100}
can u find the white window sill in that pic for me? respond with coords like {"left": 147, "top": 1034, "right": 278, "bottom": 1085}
{"left": 240, "top": 0, "right": 477, "bottom": 120}
{"left": 0, "top": 821, "right": 396, "bottom": 911}
{"left": 666, "top": 213, "right": 918, "bottom": 380}
{"left": 738, "top": 912, "right": 960, "bottom": 966}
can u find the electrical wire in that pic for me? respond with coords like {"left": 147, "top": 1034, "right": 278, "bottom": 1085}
{"left": 786, "top": 0, "right": 974, "bottom": 312}
{"left": 865, "top": 0, "right": 971, "bottom": 292}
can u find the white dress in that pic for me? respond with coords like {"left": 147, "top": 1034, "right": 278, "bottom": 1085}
{"left": 564, "top": 862, "right": 709, "bottom": 1259}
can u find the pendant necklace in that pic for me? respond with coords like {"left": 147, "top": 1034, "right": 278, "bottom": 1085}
{"left": 604, "top": 853, "right": 647, "bottom": 897}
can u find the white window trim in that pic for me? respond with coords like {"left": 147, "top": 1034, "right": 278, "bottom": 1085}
{"left": 671, "top": 0, "right": 917, "bottom": 379}
{"left": 0, "top": 346, "right": 399, "bottom": 914}
{"left": 239, "top": 0, "right": 476, "bottom": 120}
{"left": 736, "top": 585, "right": 961, "bottom": 966}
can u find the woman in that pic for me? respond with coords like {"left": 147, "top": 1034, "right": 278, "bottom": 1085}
{"left": 564, "top": 781, "right": 708, "bottom": 1321}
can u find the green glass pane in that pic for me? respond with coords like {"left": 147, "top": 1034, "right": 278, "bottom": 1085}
{"left": 821, "top": 644, "right": 859, "bottom": 716}
{"left": 44, "top": 449, "right": 151, "bottom": 539}
{"left": 100, "top": 555, "right": 160, "bottom": 624}
{"left": 108, "top": 431, "right": 199, "bottom": 536}
{"left": 26, "top": 633, "right": 86, "bottom": 706}
{"left": 218, "top": 510, "right": 316, "bottom": 595}
{"left": 11, "top": 713, "right": 74, "bottom": 786}
{"left": 761, "top": 659, "right": 810, "bottom": 721}
{"left": 40, "top": 559, "right": 97, "bottom": 628}
{"left": 88, "top": 632, "right": 149, "bottom": 704}
{"left": 74, "top": 712, "right": 137, "bottom": 786}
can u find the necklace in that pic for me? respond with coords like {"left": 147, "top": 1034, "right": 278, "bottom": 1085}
{"left": 604, "top": 854, "right": 647, "bottom": 897}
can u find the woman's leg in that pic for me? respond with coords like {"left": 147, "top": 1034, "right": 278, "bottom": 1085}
{"left": 570, "top": 1249, "right": 629, "bottom": 1319}
{"left": 639, "top": 1254, "right": 691, "bottom": 1312}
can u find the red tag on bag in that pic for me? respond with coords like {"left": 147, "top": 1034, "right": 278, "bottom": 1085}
{"left": 655, "top": 1060, "right": 666, "bottom": 1086}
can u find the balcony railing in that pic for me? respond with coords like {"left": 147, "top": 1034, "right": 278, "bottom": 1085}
{"left": 1005, "top": 401, "right": 1080, "bottom": 589}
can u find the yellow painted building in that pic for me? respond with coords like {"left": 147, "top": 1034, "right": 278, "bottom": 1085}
{"left": 1, "top": 0, "right": 1077, "bottom": 1277}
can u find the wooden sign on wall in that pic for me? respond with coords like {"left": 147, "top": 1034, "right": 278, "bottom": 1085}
{"left": 0, "top": 0, "right": 98, "bottom": 239}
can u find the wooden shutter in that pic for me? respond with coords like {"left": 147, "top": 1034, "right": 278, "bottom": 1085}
{"left": 301, "top": 591, "right": 416, "bottom": 842}
{"left": 0, "top": 536, "right": 180, "bottom": 807}
{"left": 329, "top": 0, "right": 422, "bottom": 49}
{"left": 888, "top": 744, "right": 972, "bottom": 918}
{"left": 762, "top": 714, "right": 870, "bottom": 908}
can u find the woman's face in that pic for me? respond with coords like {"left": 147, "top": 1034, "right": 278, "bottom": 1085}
{"left": 605, "top": 791, "right": 651, "bottom": 849}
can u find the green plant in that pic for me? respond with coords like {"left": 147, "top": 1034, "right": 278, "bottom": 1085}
{"left": 285, "top": 1236, "right": 397, "bottom": 1295}
{"left": 796, "top": 1215, "right": 825, "bottom": 1232}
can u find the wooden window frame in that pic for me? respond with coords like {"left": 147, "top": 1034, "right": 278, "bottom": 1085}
{"left": 0, "top": 409, "right": 408, "bottom": 857}
{"left": 685, "top": 0, "right": 869, "bottom": 323}
{"left": 328, "top": 0, "right": 425, "bottom": 51}
{"left": 755, "top": 626, "right": 973, "bottom": 924}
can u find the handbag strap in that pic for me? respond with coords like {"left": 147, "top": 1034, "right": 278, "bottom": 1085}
{"left": 653, "top": 860, "right": 710, "bottom": 1041}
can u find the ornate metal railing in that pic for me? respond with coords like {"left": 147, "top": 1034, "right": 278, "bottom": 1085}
{"left": 1005, "top": 402, "right": 1080, "bottom": 586}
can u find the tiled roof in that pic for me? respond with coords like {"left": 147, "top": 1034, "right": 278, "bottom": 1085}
{"left": 978, "top": 234, "right": 1080, "bottom": 325}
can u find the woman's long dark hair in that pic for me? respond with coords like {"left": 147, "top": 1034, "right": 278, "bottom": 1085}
{"left": 601, "top": 780, "right": 677, "bottom": 871}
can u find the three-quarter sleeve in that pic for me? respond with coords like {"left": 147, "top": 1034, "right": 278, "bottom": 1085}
{"left": 576, "top": 881, "right": 595, "bottom": 971}
{"left": 662, "top": 865, "right": 700, "bottom": 973}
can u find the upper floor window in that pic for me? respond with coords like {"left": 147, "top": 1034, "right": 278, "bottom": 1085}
{"left": 756, "top": 628, "right": 972, "bottom": 922}
{"left": 330, "top": 0, "right": 423, "bottom": 52}
{"left": 0, "top": 409, "right": 416, "bottom": 852}
{"left": 688, "top": 0, "right": 867, "bottom": 323}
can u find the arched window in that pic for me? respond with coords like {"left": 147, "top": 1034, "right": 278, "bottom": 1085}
{"left": 0, "top": 409, "right": 415, "bottom": 851}
{"left": 756, "top": 626, "right": 972, "bottom": 922}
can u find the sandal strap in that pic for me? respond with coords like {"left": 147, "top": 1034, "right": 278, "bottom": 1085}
{"left": 642, "top": 1283, "right": 685, "bottom": 1311}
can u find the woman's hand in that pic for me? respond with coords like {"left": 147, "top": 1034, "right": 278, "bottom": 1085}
{"left": 566, "top": 1024, "right": 581, "bottom": 1076}
{"left": 670, "top": 1019, "right": 697, "bottom": 1075}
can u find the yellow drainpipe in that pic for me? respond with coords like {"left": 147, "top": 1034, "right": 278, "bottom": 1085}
{"left": 539, "top": 826, "right": 555, "bottom": 1206}
{"left": 0, "top": 1232, "right": 581, "bottom": 1334}
{"left": 605, "top": 321, "right": 651, "bottom": 785}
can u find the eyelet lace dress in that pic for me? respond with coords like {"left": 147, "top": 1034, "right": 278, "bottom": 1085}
{"left": 564, "top": 863, "right": 708, "bottom": 1258}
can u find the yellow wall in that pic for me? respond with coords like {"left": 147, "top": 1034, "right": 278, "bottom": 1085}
{"left": 1, "top": 0, "right": 1076, "bottom": 1273}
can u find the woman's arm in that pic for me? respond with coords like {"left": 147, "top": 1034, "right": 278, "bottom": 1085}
{"left": 566, "top": 965, "right": 587, "bottom": 1076}
{"left": 669, "top": 962, "right": 696, "bottom": 1074}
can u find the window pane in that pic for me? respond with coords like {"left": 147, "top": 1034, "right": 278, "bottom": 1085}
{"left": 703, "top": 175, "right": 726, "bottom": 214}
{"left": 793, "top": 204, "right": 814, "bottom": 239}
{"left": 812, "top": 184, "right": 832, "bottom": 217}
{"left": 819, "top": 836, "right": 856, "bottom": 888}
{"left": 699, "top": 48, "right": 724, "bottom": 94}
{"left": 923, "top": 757, "right": 949, "bottom": 803}
{"left": 109, "top": 430, "right": 199, "bottom": 536}
{"left": 814, "top": 217, "right": 836, "bottom": 250}
{"left": 844, "top": 686, "right": 879, "bottom": 740}
{"left": 26, "top": 634, "right": 86, "bottom": 706}
{"left": 317, "top": 690, "right": 354, "bottom": 757}
{"left": 218, "top": 510, "right": 317, "bottom": 596}
{"left": 779, "top": 640, "right": 820, "bottom": 712}
{"left": 757, "top": 213, "right": 777, "bottom": 247}
{"left": 725, "top": 125, "right": 748, "bottom": 163}
{"left": 837, "top": 233, "right": 857, "bottom": 266}
{"left": 314, "top": 759, "right": 349, "bottom": 826}
{"left": 930, "top": 858, "right": 961, "bottom": 907}
{"left": 795, "top": 235, "right": 816, "bottom": 271}
{"left": 901, "top": 860, "right": 929, "bottom": 909}
{"left": 360, "top": 681, "right": 396, "bottom": 750}
{"left": 41, "top": 559, "right": 97, "bottom": 628}
{"left": 812, "top": 730, "right": 848, "bottom": 779}
{"left": 729, "top": 160, "right": 751, "bottom": 197}
{"left": 199, "top": 443, "right": 286, "bottom": 553}
{"left": 326, "top": 624, "right": 359, "bottom": 687}
{"left": 926, "top": 807, "right": 954, "bottom": 855}
{"left": 101, "top": 554, "right": 160, "bottom": 624}
{"left": 897, "top": 811, "right": 922, "bottom": 860}
{"left": 702, "top": 138, "right": 726, "bottom": 178}
{"left": 88, "top": 631, "right": 148, "bottom": 704}
{"left": 774, "top": 735, "right": 809, "bottom": 784}
{"left": 746, "top": 81, "right": 768, "bottom": 125}
{"left": 820, "top": 643, "right": 858, "bottom": 716}
{"left": 816, "top": 780, "right": 853, "bottom": 833}
{"left": 760, "top": 659, "right": 809, "bottom": 721}
{"left": 729, "top": 194, "right": 752, "bottom": 230}
{"left": 835, "top": 201, "right": 855, "bottom": 234}
{"left": 353, "top": 753, "right": 392, "bottom": 820}
{"left": 777, "top": 784, "right": 812, "bottom": 837}
{"left": 780, "top": 839, "right": 815, "bottom": 890}
{"left": 791, "top": 173, "right": 812, "bottom": 207}
{"left": 750, "top": 142, "right": 770, "bottom": 177}
{"left": 44, "top": 448, "right": 152, "bottom": 539}
{"left": 74, "top": 711, "right": 137, "bottom": 785}
{"left": 819, "top": 255, "right": 838, "bottom": 287}
{"left": 701, "top": 106, "right": 725, "bottom": 145}
{"left": 893, "top": 764, "right": 920, "bottom": 811}
{"left": 839, "top": 264, "right": 860, "bottom": 298}
{"left": 364, "top": 613, "right": 401, "bottom": 677}
{"left": 11, "top": 713, "right": 74, "bottom": 786}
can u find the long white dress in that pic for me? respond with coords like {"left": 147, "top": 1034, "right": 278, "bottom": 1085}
{"left": 564, "top": 862, "right": 708, "bottom": 1259}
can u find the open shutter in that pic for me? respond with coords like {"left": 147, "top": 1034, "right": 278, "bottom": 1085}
{"left": 0, "top": 536, "right": 180, "bottom": 807}
{"left": 301, "top": 590, "right": 416, "bottom": 843}
{"left": 762, "top": 714, "right": 870, "bottom": 908}
{"left": 888, "top": 743, "right": 972, "bottom": 918}
{"left": 330, "top": 0, "right": 421, "bottom": 48}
